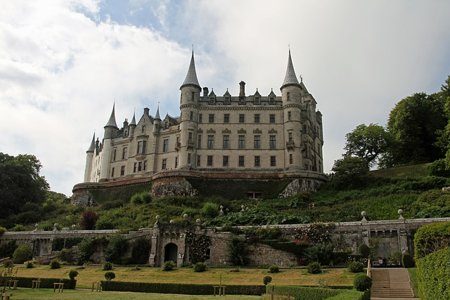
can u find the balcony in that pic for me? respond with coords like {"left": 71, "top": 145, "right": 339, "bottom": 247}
{"left": 286, "top": 140, "right": 295, "bottom": 151}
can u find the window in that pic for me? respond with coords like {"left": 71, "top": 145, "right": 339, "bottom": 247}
{"left": 269, "top": 114, "right": 275, "bottom": 123}
{"left": 190, "top": 111, "right": 194, "bottom": 121}
{"left": 122, "top": 147, "right": 127, "bottom": 160}
{"left": 224, "top": 114, "right": 230, "bottom": 123}
{"left": 138, "top": 162, "right": 142, "bottom": 171}
{"left": 199, "top": 114, "right": 203, "bottom": 123}
{"left": 143, "top": 160, "right": 147, "bottom": 171}
{"left": 288, "top": 132, "right": 293, "bottom": 142}
{"left": 162, "top": 159, "right": 167, "bottom": 170}
{"left": 141, "top": 125, "right": 145, "bottom": 133}
{"left": 197, "top": 155, "right": 201, "bottom": 167}
{"left": 254, "top": 156, "right": 260, "bottom": 167}
{"left": 269, "top": 135, "right": 276, "bottom": 149}
{"left": 223, "top": 135, "right": 229, "bottom": 149}
{"left": 191, "top": 91, "right": 195, "bottom": 101}
{"left": 111, "top": 167, "right": 115, "bottom": 177}
{"left": 254, "top": 135, "right": 261, "bottom": 149}
{"left": 287, "top": 92, "right": 290, "bottom": 101}
{"left": 207, "top": 155, "right": 213, "bottom": 166}
{"left": 288, "top": 111, "right": 292, "bottom": 121}
{"left": 239, "top": 114, "right": 245, "bottom": 123}
{"left": 238, "top": 156, "right": 245, "bottom": 167}
{"left": 163, "top": 139, "right": 169, "bottom": 153}
{"left": 208, "top": 114, "right": 214, "bottom": 123}
{"left": 254, "top": 96, "right": 260, "bottom": 105}
{"left": 269, "top": 97, "right": 275, "bottom": 104}
{"left": 137, "top": 140, "right": 147, "bottom": 154}
{"left": 112, "top": 148, "right": 117, "bottom": 161}
{"left": 238, "top": 135, "right": 245, "bottom": 149}
{"left": 289, "top": 154, "right": 293, "bottom": 164}
{"left": 270, "top": 156, "right": 276, "bottom": 167}
{"left": 224, "top": 95, "right": 231, "bottom": 104}
{"left": 223, "top": 156, "right": 229, "bottom": 167}
{"left": 133, "top": 162, "right": 137, "bottom": 173}
{"left": 197, "top": 135, "right": 202, "bottom": 148}
{"left": 188, "top": 132, "right": 193, "bottom": 143}
{"left": 175, "top": 156, "right": 178, "bottom": 168}
{"left": 120, "top": 165, "right": 125, "bottom": 176}
{"left": 207, "top": 135, "right": 214, "bottom": 149}
{"left": 254, "top": 114, "right": 260, "bottom": 123}
{"left": 188, "top": 153, "right": 191, "bottom": 165}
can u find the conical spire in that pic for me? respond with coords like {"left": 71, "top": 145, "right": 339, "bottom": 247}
{"left": 130, "top": 111, "right": 136, "bottom": 126}
{"left": 281, "top": 50, "right": 300, "bottom": 89}
{"left": 155, "top": 104, "right": 161, "bottom": 120}
{"left": 180, "top": 51, "right": 200, "bottom": 89}
{"left": 87, "top": 133, "right": 95, "bottom": 153}
{"left": 105, "top": 103, "right": 118, "bottom": 128}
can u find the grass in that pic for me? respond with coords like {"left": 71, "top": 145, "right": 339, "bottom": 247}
{"left": 3, "top": 288, "right": 259, "bottom": 299}
{"left": 408, "top": 267, "right": 419, "bottom": 297}
{"left": 3, "top": 265, "right": 356, "bottom": 289}
{"left": 369, "top": 163, "right": 430, "bottom": 179}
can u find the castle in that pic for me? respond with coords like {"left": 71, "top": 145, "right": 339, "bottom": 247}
{"left": 76, "top": 51, "right": 326, "bottom": 200}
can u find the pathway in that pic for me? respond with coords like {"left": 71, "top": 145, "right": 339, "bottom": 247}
{"left": 371, "top": 268, "right": 418, "bottom": 300}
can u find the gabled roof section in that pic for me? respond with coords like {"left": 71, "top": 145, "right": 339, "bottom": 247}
{"left": 268, "top": 89, "right": 276, "bottom": 97}
{"left": 223, "top": 89, "right": 231, "bottom": 97}
{"left": 254, "top": 89, "right": 261, "bottom": 97}
{"left": 105, "top": 104, "right": 118, "bottom": 128}
{"left": 86, "top": 133, "right": 95, "bottom": 153}
{"left": 208, "top": 89, "right": 216, "bottom": 97}
{"left": 281, "top": 50, "right": 300, "bottom": 89}
{"left": 180, "top": 51, "right": 200, "bottom": 89}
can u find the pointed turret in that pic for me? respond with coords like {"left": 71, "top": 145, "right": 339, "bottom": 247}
{"left": 155, "top": 104, "right": 161, "bottom": 120}
{"left": 86, "top": 133, "right": 95, "bottom": 153}
{"left": 130, "top": 112, "right": 136, "bottom": 126}
{"left": 180, "top": 51, "right": 200, "bottom": 89}
{"left": 105, "top": 104, "right": 118, "bottom": 128}
{"left": 281, "top": 50, "right": 300, "bottom": 90}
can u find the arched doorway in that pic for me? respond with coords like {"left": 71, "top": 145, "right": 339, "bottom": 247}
{"left": 164, "top": 243, "right": 178, "bottom": 263}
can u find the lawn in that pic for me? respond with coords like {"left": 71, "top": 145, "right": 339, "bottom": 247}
{"left": 3, "top": 265, "right": 355, "bottom": 289}
{"left": 4, "top": 288, "right": 259, "bottom": 299}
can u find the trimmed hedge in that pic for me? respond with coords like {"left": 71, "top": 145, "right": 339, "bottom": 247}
{"left": 327, "top": 290, "right": 370, "bottom": 300}
{"left": 101, "top": 281, "right": 265, "bottom": 295}
{"left": 0, "top": 277, "right": 76, "bottom": 289}
{"left": 414, "top": 221, "right": 450, "bottom": 259}
{"left": 267, "top": 286, "right": 364, "bottom": 300}
{"left": 416, "top": 247, "right": 450, "bottom": 300}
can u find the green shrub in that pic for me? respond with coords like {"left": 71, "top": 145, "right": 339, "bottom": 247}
{"left": 3, "top": 259, "right": 14, "bottom": 268}
{"left": 0, "top": 240, "right": 17, "bottom": 259}
{"left": 50, "top": 259, "right": 61, "bottom": 269}
{"left": 327, "top": 290, "right": 370, "bottom": 300}
{"left": 429, "top": 159, "right": 450, "bottom": 177}
{"left": 358, "top": 244, "right": 371, "bottom": 258}
{"left": 130, "top": 192, "right": 152, "bottom": 205}
{"left": 12, "top": 244, "right": 32, "bottom": 264}
{"left": 401, "top": 253, "right": 415, "bottom": 268}
{"left": 0, "top": 226, "right": 6, "bottom": 235}
{"left": 354, "top": 274, "right": 372, "bottom": 291}
{"left": 228, "top": 237, "right": 249, "bottom": 266}
{"left": 414, "top": 221, "right": 450, "bottom": 259}
{"left": 348, "top": 261, "right": 364, "bottom": 273}
{"left": 307, "top": 262, "right": 322, "bottom": 274}
{"left": 267, "top": 286, "right": 344, "bottom": 299}
{"left": 263, "top": 276, "right": 272, "bottom": 286}
{"left": 268, "top": 265, "right": 279, "bottom": 273}
{"left": 68, "top": 269, "right": 78, "bottom": 280}
{"left": 104, "top": 271, "right": 116, "bottom": 281}
{"left": 80, "top": 210, "right": 98, "bottom": 230}
{"left": 103, "top": 262, "right": 113, "bottom": 270}
{"left": 0, "top": 276, "right": 76, "bottom": 289}
{"left": 78, "top": 238, "right": 95, "bottom": 263}
{"left": 416, "top": 247, "right": 450, "bottom": 300}
{"left": 25, "top": 261, "right": 34, "bottom": 268}
{"left": 201, "top": 202, "right": 219, "bottom": 218}
{"left": 104, "top": 235, "right": 128, "bottom": 264}
{"left": 59, "top": 248, "right": 77, "bottom": 264}
{"left": 131, "top": 238, "right": 150, "bottom": 264}
{"left": 193, "top": 262, "right": 207, "bottom": 272}
{"left": 162, "top": 261, "right": 176, "bottom": 271}
{"left": 304, "top": 243, "right": 334, "bottom": 265}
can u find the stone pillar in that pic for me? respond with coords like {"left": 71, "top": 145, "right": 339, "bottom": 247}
{"left": 177, "top": 233, "right": 186, "bottom": 267}
{"left": 149, "top": 230, "right": 159, "bottom": 266}
{"left": 398, "top": 229, "right": 409, "bottom": 254}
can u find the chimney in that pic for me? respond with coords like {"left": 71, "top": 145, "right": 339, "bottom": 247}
{"left": 203, "top": 87, "right": 209, "bottom": 97}
{"left": 144, "top": 107, "right": 149, "bottom": 115}
{"left": 239, "top": 81, "right": 246, "bottom": 97}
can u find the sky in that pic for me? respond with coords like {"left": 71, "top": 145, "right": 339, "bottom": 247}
{"left": 0, "top": 0, "right": 449, "bottom": 195}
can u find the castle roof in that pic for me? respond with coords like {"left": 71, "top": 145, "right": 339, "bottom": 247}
{"left": 86, "top": 133, "right": 95, "bottom": 153}
{"left": 281, "top": 50, "right": 300, "bottom": 89}
{"left": 155, "top": 104, "right": 161, "bottom": 120}
{"left": 180, "top": 51, "right": 200, "bottom": 89}
{"left": 105, "top": 104, "right": 118, "bottom": 128}
{"left": 130, "top": 112, "right": 136, "bottom": 126}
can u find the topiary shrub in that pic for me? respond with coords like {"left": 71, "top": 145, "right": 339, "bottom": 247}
{"left": 193, "top": 262, "right": 207, "bottom": 272}
{"left": 68, "top": 269, "right": 78, "bottom": 280}
{"left": 268, "top": 265, "right": 280, "bottom": 273}
{"left": 263, "top": 276, "right": 272, "bottom": 286}
{"left": 307, "top": 262, "right": 322, "bottom": 274}
{"left": 347, "top": 261, "right": 364, "bottom": 273}
{"left": 103, "top": 262, "right": 113, "bottom": 270}
{"left": 358, "top": 244, "right": 371, "bottom": 258}
{"left": 354, "top": 274, "right": 372, "bottom": 291}
{"left": 25, "top": 261, "right": 34, "bottom": 268}
{"left": 162, "top": 261, "right": 176, "bottom": 271}
{"left": 104, "top": 271, "right": 116, "bottom": 281}
{"left": 401, "top": 253, "right": 415, "bottom": 268}
{"left": 50, "top": 259, "right": 61, "bottom": 269}
{"left": 104, "top": 235, "right": 128, "bottom": 264}
{"left": 12, "top": 244, "right": 32, "bottom": 264}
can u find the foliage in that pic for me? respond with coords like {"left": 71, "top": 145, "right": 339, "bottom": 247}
{"left": 331, "top": 156, "right": 369, "bottom": 189}
{"left": 0, "top": 226, "right": 5, "bottom": 235}
{"left": 228, "top": 237, "right": 249, "bottom": 266}
{"left": 358, "top": 244, "right": 370, "bottom": 258}
{"left": 80, "top": 210, "right": 98, "bottom": 230}
{"left": 0, "top": 240, "right": 17, "bottom": 259}
{"left": 12, "top": 244, "right": 32, "bottom": 264}
{"left": 186, "top": 232, "right": 211, "bottom": 264}
{"left": 131, "top": 238, "right": 150, "bottom": 264}
{"left": 353, "top": 274, "right": 372, "bottom": 291}
{"left": 3, "top": 259, "right": 14, "bottom": 268}
{"left": 267, "top": 285, "right": 365, "bottom": 300}
{"left": 104, "top": 235, "right": 128, "bottom": 264}
{"left": 411, "top": 190, "right": 450, "bottom": 218}
{"left": 0, "top": 276, "right": 76, "bottom": 289}
{"left": 307, "top": 262, "right": 322, "bottom": 274}
{"left": 52, "top": 237, "right": 83, "bottom": 251}
{"left": 78, "top": 238, "right": 95, "bottom": 263}
{"left": 193, "top": 262, "right": 207, "bottom": 272}
{"left": 103, "top": 262, "right": 113, "bottom": 271}
{"left": 416, "top": 247, "right": 450, "bottom": 300}
{"left": 414, "top": 221, "right": 450, "bottom": 259}
{"left": 429, "top": 159, "right": 450, "bottom": 177}
{"left": 263, "top": 275, "right": 272, "bottom": 286}
{"left": 25, "top": 261, "right": 34, "bottom": 268}
{"left": 348, "top": 261, "right": 364, "bottom": 273}
{"left": 130, "top": 192, "right": 152, "bottom": 205}
{"left": 59, "top": 248, "right": 77, "bottom": 264}
{"left": 162, "top": 261, "right": 176, "bottom": 271}
{"left": 68, "top": 269, "right": 78, "bottom": 280}
{"left": 50, "top": 259, "right": 61, "bottom": 269}
{"left": 268, "top": 265, "right": 279, "bottom": 273}
{"left": 402, "top": 253, "right": 415, "bottom": 268}
{"left": 201, "top": 202, "right": 219, "bottom": 218}
{"left": 104, "top": 271, "right": 116, "bottom": 281}
{"left": 304, "top": 243, "right": 334, "bottom": 265}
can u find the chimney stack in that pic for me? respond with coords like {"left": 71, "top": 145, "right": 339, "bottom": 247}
{"left": 144, "top": 107, "right": 149, "bottom": 115}
{"left": 239, "top": 81, "right": 246, "bottom": 97}
{"left": 203, "top": 87, "right": 209, "bottom": 97}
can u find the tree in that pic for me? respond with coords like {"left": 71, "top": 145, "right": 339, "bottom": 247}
{"left": 80, "top": 210, "right": 98, "bottom": 230}
{"left": 344, "top": 124, "right": 391, "bottom": 167}
{"left": 331, "top": 156, "right": 369, "bottom": 189}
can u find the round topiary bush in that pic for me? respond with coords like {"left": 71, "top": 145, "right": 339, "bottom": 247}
{"left": 268, "top": 265, "right": 280, "bottom": 273}
{"left": 50, "top": 259, "right": 61, "bottom": 269}
{"left": 69, "top": 269, "right": 78, "bottom": 280}
{"left": 12, "top": 244, "right": 32, "bottom": 264}
{"left": 162, "top": 261, "right": 176, "bottom": 271}
{"left": 307, "top": 262, "right": 322, "bottom": 274}
{"left": 359, "top": 244, "right": 371, "bottom": 258}
{"left": 103, "top": 262, "right": 113, "bottom": 270}
{"left": 347, "top": 261, "right": 364, "bottom": 273}
{"left": 25, "top": 261, "right": 34, "bottom": 269}
{"left": 263, "top": 275, "right": 272, "bottom": 286}
{"left": 193, "top": 262, "right": 207, "bottom": 272}
{"left": 354, "top": 274, "right": 372, "bottom": 291}
{"left": 104, "top": 271, "right": 115, "bottom": 281}
{"left": 401, "top": 253, "right": 415, "bottom": 268}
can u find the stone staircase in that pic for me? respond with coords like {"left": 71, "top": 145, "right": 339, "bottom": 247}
{"left": 371, "top": 268, "right": 417, "bottom": 299}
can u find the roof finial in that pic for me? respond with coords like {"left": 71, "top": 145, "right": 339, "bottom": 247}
{"left": 105, "top": 103, "right": 118, "bottom": 128}
{"left": 281, "top": 49, "right": 300, "bottom": 89}
{"left": 180, "top": 50, "right": 200, "bottom": 89}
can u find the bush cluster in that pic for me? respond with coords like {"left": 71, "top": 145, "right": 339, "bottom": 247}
{"left": 0, "top": 226, "right": 6, "bottom": 235}
{"left": 347, "top": 261, "right": 364, "bottom": 273}
{"left": 414, "top": 221, "right": 450, "bottom": 259}
{"left": 358, "top": 244, "right": 371, "bottom": 258}
{"left": 104, "top": 271, "right": 116, "bottom": 281}
{"left": 0, "top": 240, "right": 17, "bottom": 259}
{"left": 25, "top": 261, "right": 34, "bottom": 268}
{"left": 131, "top": 238, "right": 150, "bottom": 264}
{"left": 193, "top": 262, "right": 207, "bottom": 272}
{"left": 263, "top": 276, "right": 272, "bottom": 286}
{"left": 307, "top": 262, "right": 322, "bottom": 274}
{"left": 104, "top": 235, "right": 128, "bottom": 264}
{"left": 162, "top": 261, "right": 176, "bottom": 271}
{"left": 130, "top": 192, "right": 152, "bottom": 205}
{"left": 103, "top": 262, "right": 113, "bottom": 270}
{"left": 50, "top": 259, "right": 61, "bottom": 269}
{"left": 268, "top": 265, "right": 279, "bottom": 273}
{"left": 416, "top": 247, "right": 449, "bottom": 300}
{"left": 68, "top": 270, "right": 78, "bottom": 280}
{"left": 12, "top": 244, "right": 32, "bottom": 264}
{"left": 353, "top": 274, "right": 372, "bottom": 291}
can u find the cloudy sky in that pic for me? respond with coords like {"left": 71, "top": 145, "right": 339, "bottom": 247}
{"left": 1, "top": 0, "right": 449, "bottom": 195}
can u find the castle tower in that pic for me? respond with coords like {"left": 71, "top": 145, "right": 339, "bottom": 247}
{"left": 280, "top": 50, "right": 303, "bottom": 170}
{"left": 129, "top": 111, "right": 136, "bottom": 136}
{"left": 84, "top": 133, "right": 95, "bottom": 182}
{"left": 179, "top": 51, "right": 201, "bottom": 168}
{"left": 99, "top": 104, "right": 118, "bottom": 181}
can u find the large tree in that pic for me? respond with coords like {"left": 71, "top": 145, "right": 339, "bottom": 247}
{"left": 0, "top": 153, "right": 49, "bottom": 219}
{"left": 344, "top": 123, "right": 391, "bottom": 167}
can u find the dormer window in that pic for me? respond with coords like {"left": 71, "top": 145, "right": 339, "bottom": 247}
{"left": 225, "top": 96, "right": 230, "bottom": 104}
{"left": 269, "top": 97, "right": 275, "bottom": 104}
{"left": 254, "top": 96, "right": 260, "bottom": 105}
{"left": 209, "top": 96, "right": 216, "bottom": 104}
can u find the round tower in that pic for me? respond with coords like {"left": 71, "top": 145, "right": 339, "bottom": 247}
{"left": 84, "top": 133, "right": 95, "bottom": 182}
{"left": 99, "top": 104, "right": 118, "bottom": 181}
{"left": 179, "top": 51, "right": 200, "bottom": 168}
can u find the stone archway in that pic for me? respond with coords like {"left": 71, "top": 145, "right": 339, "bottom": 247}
{"left": 164, "top": 243, "right": 178, "bottom": 263}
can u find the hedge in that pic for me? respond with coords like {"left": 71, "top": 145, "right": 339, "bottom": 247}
{"left": 0, "top": 277, "right": 76, "bottom": 289}
{"left": 101, "top": 281, "right": 265, "bottom": 295}
{"left": 326, "top": 290, "right": 370, "bottom": 300}
{"left": 414, "top": 221, "right": 450, "bottom": 259}
{"left": 266, "top": 286, "right": 365, "bottom": 300}
{"left": 416, "top": 247, "right": 450, "bottom": 300}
